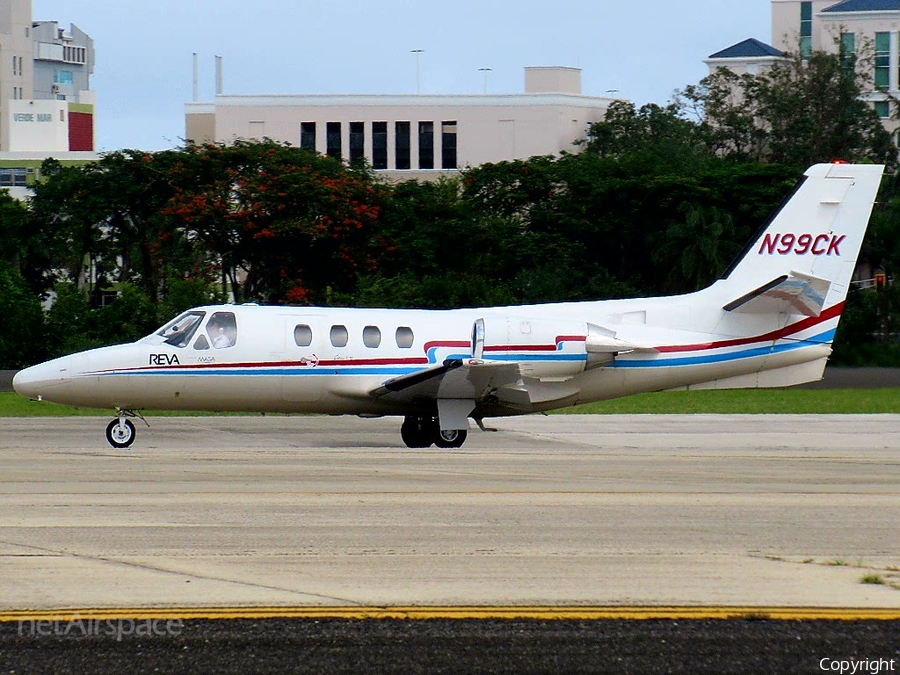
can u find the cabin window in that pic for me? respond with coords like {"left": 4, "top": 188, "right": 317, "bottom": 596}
{"left": 193, "top": 334, "right": 210, "bottom": 351}
{"left": 208, "top": 312, "right": 237, "bottom": 349}
{"left": 294, "top": 324, "right": 313, "bottom": 347}
{"left": 156, "top": 311, "right": 205, "bottom": 348}
{"left": 330, "top": 324, "right": 349, "bottom": 348}
{"left": 363, "top": 325, "right": 381, "bottom": 348}
{"left": 396, "top": 326, "right": 414, "bottom": 349}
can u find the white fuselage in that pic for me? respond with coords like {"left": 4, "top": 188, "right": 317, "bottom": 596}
{"left": 14, "top": 163, "right": 883, "bottom": 434}
{"left": 12, "top": 285, "right": 836, "bottom": 418}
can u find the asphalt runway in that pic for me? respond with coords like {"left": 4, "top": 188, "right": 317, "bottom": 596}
{"left": 1, "top": 414, "right": 899, "bottom": 672}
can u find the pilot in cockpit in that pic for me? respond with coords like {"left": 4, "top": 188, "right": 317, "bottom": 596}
{"left": 207, "top": 312, "right": 237, "bottom": 349}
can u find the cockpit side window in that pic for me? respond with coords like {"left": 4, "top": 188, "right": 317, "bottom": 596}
{"left": 156, "top": 311, "right": 206, "bottom": 348}
{"left": 207, "top": 312, "right": 237, "bottom": 349}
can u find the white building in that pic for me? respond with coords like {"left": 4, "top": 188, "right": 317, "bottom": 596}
{"left": 185, "top": 67, "right": 620, "bottom": 179}
{"left": 0, "top": 0, "right": 96, "bottom": 153}
{"left": 708, "top": 0, "right": 900, "bottom": 128}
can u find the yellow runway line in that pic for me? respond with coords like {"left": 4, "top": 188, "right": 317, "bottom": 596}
{"left": 2, "top": 606, "right": 900, "bottom": 622}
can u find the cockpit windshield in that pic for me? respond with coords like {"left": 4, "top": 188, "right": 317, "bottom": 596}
{"left": 151, "top": 311, "right": 206, "bottom": 348}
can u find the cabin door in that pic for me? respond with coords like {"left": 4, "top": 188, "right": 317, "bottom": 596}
{"left": 281, "top": 316, "right": 325, "bottom": 403}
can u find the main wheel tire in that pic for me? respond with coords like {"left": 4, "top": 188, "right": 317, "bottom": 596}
{"left": 106, "top": 419, "right": 136, "bottom": 448}
{"left": 400, "top": 416, "right": 437, "bottom": 448}
{"left": 434, "top": 429, "right": 467, "bottom": 448}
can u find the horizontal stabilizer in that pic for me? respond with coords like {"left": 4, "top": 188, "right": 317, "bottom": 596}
{"left": 723, "top": 271, "right": 831, "bottom": 317}
{"left": 585, "top": 334, "right": 656, "bottom": 354}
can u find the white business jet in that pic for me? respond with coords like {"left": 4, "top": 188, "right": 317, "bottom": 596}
{"left": 13, "top": 163, "right": 884, "bottom": 449}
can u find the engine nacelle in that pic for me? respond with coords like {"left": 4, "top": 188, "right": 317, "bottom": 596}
{"left": 472, "top": 316, "right": 591, "bottom": 380}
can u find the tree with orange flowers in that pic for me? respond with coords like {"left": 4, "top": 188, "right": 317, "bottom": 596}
{"left": 164, "top": 141, "right": 387, "bottom": 304}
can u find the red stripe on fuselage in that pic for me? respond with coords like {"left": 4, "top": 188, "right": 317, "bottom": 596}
{"left": 655, "top": 302, "right": 844, "bottom": 354}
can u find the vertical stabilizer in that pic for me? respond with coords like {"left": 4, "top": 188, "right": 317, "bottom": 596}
{"left": 719, "top": 163, "right": 884, "bottom": 311}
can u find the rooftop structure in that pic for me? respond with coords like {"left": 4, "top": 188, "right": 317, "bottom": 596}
{"left": 185, "top": 66, "right": 621, "bottom": 180}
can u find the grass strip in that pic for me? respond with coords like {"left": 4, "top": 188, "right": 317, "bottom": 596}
{"left": 2, "top": 389, "right": 900, "bottom": 417}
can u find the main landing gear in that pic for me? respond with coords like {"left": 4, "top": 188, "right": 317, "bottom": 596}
{"left": 400, "top": 415, "right": 468, "bottom": 448}
{"left": 105, "top": 410, "right": 146, "bottom": 449}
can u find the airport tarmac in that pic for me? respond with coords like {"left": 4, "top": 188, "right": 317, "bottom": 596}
{"left": 0, "top": 414, "right": 898, "bottom": 610}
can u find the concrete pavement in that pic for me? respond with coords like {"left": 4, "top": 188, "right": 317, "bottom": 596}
{"left": 0, "top": 414, "right": 898, "bottom": 610}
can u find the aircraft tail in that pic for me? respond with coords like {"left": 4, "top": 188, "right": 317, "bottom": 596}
{"left": 685, "top": 163, "right": 884, "bottom": 390}
{"left": 717, "top": 162, "right": 884, "bottom": 314}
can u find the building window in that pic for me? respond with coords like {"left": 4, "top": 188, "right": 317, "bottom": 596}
{"left": 0, "top": 168, "right": 27, "bottom": 187}
{"left": 349, "top": 121, "right": 365, "bottom": 163}
{"left": 875, "top": 101, "right": 891, "bottom": 119}
{"left": 441, "top": 121, "right": 457, "bottom": 169}
{"left": 300, "top": 122, "right": 316, "bottom": 152}
{"left": 395, "top": 121, "right": 411, "bottom": 170}
{"left": 326, "top": 122, "right": 342, "bottom": 159}
{"left": 372, "top": 122, "right": 388, "bottom": 170}
{"left": 418, "top": 121, "right": 434, "bottom": 169}
{"left": 54, "top": 70, "right": 74, "bottom": 85}
{"left": 800, "top": 1, "right": 812, "bottom": 58}
{"left": 841, "top": 32, "right": 855, "bottom": 69}
{"left": 875, "top": 32, "right": 890, "bottom": 89}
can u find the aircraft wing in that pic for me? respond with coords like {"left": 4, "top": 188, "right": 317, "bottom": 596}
{"left": 723, "top": 271, "right": 831, "bottom": 317}
{"left": 372, "top": 358, "right": 522, "bottom": 403}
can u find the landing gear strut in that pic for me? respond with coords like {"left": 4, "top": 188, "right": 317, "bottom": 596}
{"left": 401, "top": 415, "right": 468, "bottom": 448}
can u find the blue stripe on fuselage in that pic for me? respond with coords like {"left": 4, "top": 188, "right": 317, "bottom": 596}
{"left": 608, "top": 330, "right": 836, "bottom": 369}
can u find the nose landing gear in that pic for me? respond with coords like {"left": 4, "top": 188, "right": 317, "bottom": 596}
{"left": 106, "top": 418, "right": 136, "bottom": 448}
{"left": 104, "top": 410, "right": 147, "bottom": 448}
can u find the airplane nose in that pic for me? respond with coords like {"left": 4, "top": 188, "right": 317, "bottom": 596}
{"left": 13, "top": 358, "right": 70, "bottom": 399}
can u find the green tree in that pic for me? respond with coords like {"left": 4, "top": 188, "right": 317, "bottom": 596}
{"left": 29, "top": 151, "right": 197, "bottom": 303}
{"left": 581, "top": 101, "right": 712, "bottom": 174}
{"left": 165, "top": 141, "right": 386, "bottom": 304}
{"left": 681, "top": 47, "right": 895, "bottom": 168}
{"left": 0, "top": 262, "right": 46, "bottom": 368}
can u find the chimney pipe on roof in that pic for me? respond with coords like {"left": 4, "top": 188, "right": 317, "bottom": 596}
{"left": 215, "top": 55, "right": 223, "bottom": 96}
{"left": 192, "top": 52, "right": 199, "bottom": 102}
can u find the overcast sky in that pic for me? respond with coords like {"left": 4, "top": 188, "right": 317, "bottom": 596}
{"left": 33, "top": 0, "right": 770, "bottom": 152}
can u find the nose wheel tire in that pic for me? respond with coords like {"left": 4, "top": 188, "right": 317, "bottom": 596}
{"left": 106, "top": 418, "right": 136, "bottom": 448}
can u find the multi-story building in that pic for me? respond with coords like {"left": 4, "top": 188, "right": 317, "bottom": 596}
{"left": 707, "top": 0, "right": 900, "bottom": 129}
{"left": 185, "top": 67, "right": 619, "bottom": 180}
{"left": 0, "top": 0, "right": 34, "bottom": 141}
{"left": 0, "top": 0, "right": 96, "bottom": 154}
